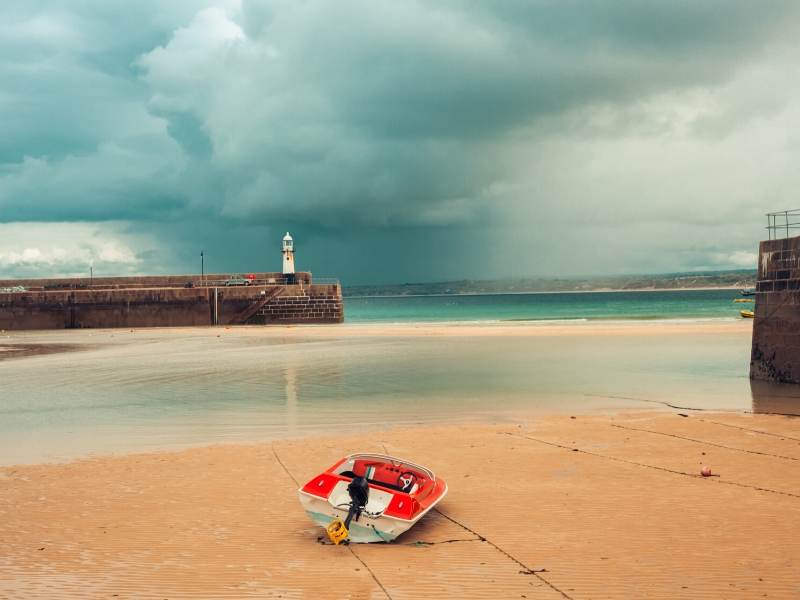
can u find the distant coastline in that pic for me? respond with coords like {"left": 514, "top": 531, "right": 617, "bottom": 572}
{"left": 343, "top": 270, "right": 756, "bottom": 298}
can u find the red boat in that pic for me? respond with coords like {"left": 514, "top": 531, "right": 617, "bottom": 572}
{"left": 298, "top": 453, "right": 448, "bottom": 543}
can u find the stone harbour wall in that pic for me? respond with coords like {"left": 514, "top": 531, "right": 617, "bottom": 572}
{"left": 751, "top": 235, "right": 800, "bottom": 383}
{"left": 0, "top": 276, "right": 342, "bottom": 330}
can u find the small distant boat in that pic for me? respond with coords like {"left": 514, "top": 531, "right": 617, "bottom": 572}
{"left": 740, "top": 310, "right": 755, "bottom": 319}
{"left": 298, "top": 453, "right": 447, "bottom": 544}
{"left": 733, "top": 298, "right": 754, "bottom": 303}
{"left": 740, "top": 288, "right": 756, "bottom": 297}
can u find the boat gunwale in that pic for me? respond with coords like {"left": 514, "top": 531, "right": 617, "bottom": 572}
{"left": 298, "top": 482, "right": 448, "bottom": 524}
{"left": 341, "top": 453, "right": 437, "bottom": 480}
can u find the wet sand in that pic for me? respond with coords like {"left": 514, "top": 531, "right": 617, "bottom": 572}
{"left": 0, "top": 320, "right": 756, "bottom": 465}
{"left": 0, "top": 343, "right": 83, "bottom": 362}
{"left": 2, "top": 410, "right": 799, "bottom": 599}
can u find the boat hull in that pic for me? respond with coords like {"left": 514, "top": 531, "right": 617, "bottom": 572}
{"left": 298, "top": 492, "right": 410, "bottom": 543}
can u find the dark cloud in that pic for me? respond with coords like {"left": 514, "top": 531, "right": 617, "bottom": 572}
{"left": 1, "top": 1, "right": 799, "bottom": 282}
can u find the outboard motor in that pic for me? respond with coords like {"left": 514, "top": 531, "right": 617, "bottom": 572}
{"left": 325, "top": 475, "right": 371, "bottom": 545}
{"left": 344, "top": 476, "right": 370, "bottom": 529}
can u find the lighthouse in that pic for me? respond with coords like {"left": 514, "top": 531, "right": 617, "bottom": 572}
{"left": 282, "top": 232, "right": 295, "bottom": 278}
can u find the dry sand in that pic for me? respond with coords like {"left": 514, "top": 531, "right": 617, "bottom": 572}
{"left": 2, "top": 410, "right": 798, "bottom": 599}
{"left": 0, "top": 318, "right": 753, "bottom": 347}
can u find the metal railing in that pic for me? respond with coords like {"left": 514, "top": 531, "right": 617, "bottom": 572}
{"left": 767, "top": 209, "right": 800, "bottom": 240}
{"left": 195, "top": 276, "right": 340, "bottom": 288}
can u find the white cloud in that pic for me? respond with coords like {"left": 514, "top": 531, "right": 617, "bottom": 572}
{"left": 0, "top": 223, "right": 147, "bottom": 278}
{"left": 713, "top": 251, "right": 758, "bottom": 269}
{"left": 97, "top": 242, "right": 139, "bottom": 264}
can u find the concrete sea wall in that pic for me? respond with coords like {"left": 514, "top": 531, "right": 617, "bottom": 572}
{"left": 751, "top": 236, "right": 800, "bottom": 383}
{"left": 0, "top": 273, "right": 342, "bottom": 330}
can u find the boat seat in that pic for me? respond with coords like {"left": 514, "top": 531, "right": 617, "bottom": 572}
{"left": 339, "top": 470, "right": 409, "bottom": 493}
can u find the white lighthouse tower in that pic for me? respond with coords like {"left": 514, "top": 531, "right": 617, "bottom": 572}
{"left": 282, "top": 232, "right": 295, "bottom": 276}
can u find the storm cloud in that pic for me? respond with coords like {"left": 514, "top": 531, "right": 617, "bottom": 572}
{"left": 2, "top": 1, "right": 799, "bottom": 282}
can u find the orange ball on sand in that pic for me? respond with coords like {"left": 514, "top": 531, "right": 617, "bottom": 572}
{"left": 700, "top": 466, "right": 712, "bottom": 477}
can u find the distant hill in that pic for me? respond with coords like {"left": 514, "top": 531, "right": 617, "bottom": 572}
{"left": 343, "top": 270, "right": 756, "bottom": 297}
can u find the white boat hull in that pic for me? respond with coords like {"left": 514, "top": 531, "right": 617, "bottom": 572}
{"left": 298, "top": 491, "right": 410, "bottom": 543}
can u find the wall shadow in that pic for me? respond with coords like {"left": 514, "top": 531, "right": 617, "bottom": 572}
{"left": 750, "top": 380, "right": 800, "bottom": 416}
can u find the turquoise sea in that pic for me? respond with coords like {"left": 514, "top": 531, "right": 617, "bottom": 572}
{"left": 344, "top": 289, "right": 746, "bottom": 323}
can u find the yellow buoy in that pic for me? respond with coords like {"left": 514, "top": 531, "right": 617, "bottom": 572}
{"left": 733, "top": 298, "right": 753, "bottom": 303}
{"left": 740, "top": 310, "right": 754, "bottom": 319}
{"left": 326, "top": 518, "right": 349, "bottom": 545}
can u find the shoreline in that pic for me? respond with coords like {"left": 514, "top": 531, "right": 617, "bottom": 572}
{"left": 5, "top": 389, "right": 797, "bottom": 471}
{"left": 2, "top": 410, "right": 798, "bottom": 598}
{"left": 0, "top": 316, "right": 753, "bottom": 340}
{"left": 0, "top": 404, "right": 678, "bottom": 470}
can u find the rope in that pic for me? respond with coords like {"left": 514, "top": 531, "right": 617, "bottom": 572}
{"left": 505, "top": 431, "right": 800, "bottom": 500}
{"left": 610, "top": 423, "right": 799, "bottom": 461}
{"left": 583, "top": 393, "right": 718, "bottom": 412}
{"left": 271, "top": 443, "right": 298, "bottom": 486}
{"left": 697, "top": 417, "right": 800, "bottom": 442}
{"left": 272, "top": 443, "right": 393, "bottom": 599}
{"left": 433, "top": 507, "right": 574, "bottom": 600}
{"left": 348, "top": 546, "right": 394, "bottom": 600}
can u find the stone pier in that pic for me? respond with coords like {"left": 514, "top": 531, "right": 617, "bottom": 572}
{"left": 0, "top": 272, "right": 343, "bottom": 330}
{"left": 750, "top": 235, "right": 800, "bottom": 382}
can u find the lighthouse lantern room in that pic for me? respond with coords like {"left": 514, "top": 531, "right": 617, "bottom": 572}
{"left": 282, "top": 232, "right": 296, "bottom": 278}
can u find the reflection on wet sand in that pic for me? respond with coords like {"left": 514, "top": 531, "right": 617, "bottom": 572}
{"left": 751, "top": 380, "right": 800, "bottom": 416}
{"left": 284, "top": 365, "right": 297, "bottom": 435}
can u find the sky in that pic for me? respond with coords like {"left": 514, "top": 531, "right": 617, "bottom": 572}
{"left": 2, "top": 1, "right": 799, "bottom": 284}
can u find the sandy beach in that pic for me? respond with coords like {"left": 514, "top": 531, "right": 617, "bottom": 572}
{"left": 1, "top": 409, "right": 799, "bottom": 599}
{"left": 2, "top": 320, "right": 798, "bottom": 598}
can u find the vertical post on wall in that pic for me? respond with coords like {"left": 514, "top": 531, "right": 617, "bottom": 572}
{"left": 201, "top": 250, "right": 204, "bottom": 286}
{"left": 214, "top": 287, "right": 219, "bottom": 325}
